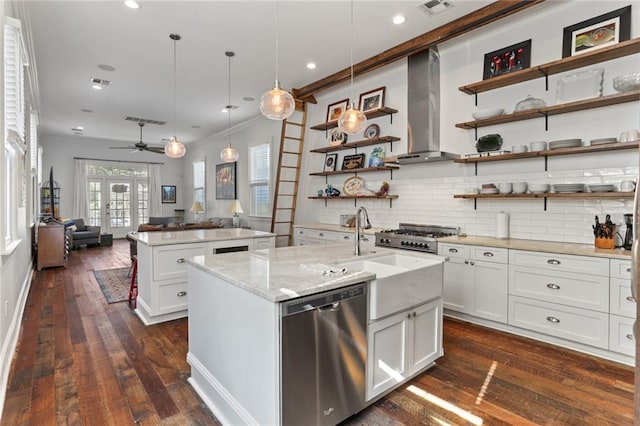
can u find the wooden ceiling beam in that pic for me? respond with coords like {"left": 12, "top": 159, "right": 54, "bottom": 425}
{"left": 292, "top": 0, "right": 546, "bottom": 101}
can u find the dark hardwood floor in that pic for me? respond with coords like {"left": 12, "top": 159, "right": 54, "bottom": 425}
{"left": 1, "top": 240, "right": 634, "bottom": 425}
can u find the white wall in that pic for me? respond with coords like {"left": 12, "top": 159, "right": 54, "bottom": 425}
{"left": 296, "top": 0, "right": 640, "bottom": 245}
{"left": 41, "top": 134, "right": 184, "bottom": 219}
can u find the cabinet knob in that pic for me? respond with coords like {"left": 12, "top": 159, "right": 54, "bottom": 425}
{"left": 546, "top": 283, "right": 561, "bottom": 290}
{"left": 177, "top": 291, "right": 187, "bottom": 297}
{"left": 319, "top": 233, "right": 324, "bottom": 237}
{"left": 343, "top": 235, "right": 350, "bottom": 240}
{"left": 626, "top": 267, "right": 632, "bottom": 273}
{"left": 469, "top": 261, "right": 475, "bottom": 266}
{"left": 626, "top": 333, "right": 634, "bottom": 341}
{"left": 362, "top": 237, "right": 369, "bottom": 243}
{"left": 299, "top": 230, "right": 304, "bottom": 235}
{"left": 407, "top": 313, "right": 412, "bottom": 319}
{"left": 547, "top": 259, "right": 561, "bottom": 265}
{"left": 546, "top": 316, "right": 560, "bottom": 324}
{"left": 464, "top": 260, "right": 469, "bottom": 265}
{"left": 176, "top": 258, "right": 186, "bottom": 263}
{"left": 449, "top": 248, "right": 458, "bottom": 253}
{"left": 412, "top": 312, "right": 417, "bottom": 318}
{"left": 483, "top": 251, "right": 494, "bottom": 257}
{"left": 626, "top": 296, "right": 636, "bottom": 303}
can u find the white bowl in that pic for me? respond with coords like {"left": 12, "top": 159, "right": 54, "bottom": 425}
{"left": 472, "top": 108, "right": 504, "bottom": 120}
{"left": 530, "top": 141, "right": 547, "bottom": 151}
{"left": 613, "top": 73, "right": 640, "bottom": 93}
{"left": 512, "top": 182, "right": 528, "bottom": 194}
{"left": 529, "top": 184, "right": 550, "bottom": 193}
{"left": 512, "top": 145, "right": 528, "bottom": 153}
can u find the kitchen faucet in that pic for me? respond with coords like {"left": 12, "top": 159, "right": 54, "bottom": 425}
{"left": 354, "top": 206, "right": 372, "bottom": 256}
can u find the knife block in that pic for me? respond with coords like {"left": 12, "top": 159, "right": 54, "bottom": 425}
{"left": 594, "top": 237, "right": 615, "bottom": 249}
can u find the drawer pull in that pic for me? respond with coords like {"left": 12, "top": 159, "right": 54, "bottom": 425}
{"left": 449, "top": 248, "right": 458, "bottom": 253}
{"left": 483, "top": 251, "right": 494, "bottom": 257}
{"left": 626, "top": 334, "right": 634, "bottom": 341}
{"left": 546, "top": 316, "right": 560, "bottom": 324}
{"left": 176, "top": 258, "right": 186, "bottom": 264}
{"left": 319, "top": 233, "right": 324, "bottom": 237}
{"left": 546, "top": 283, "right": 561, "bottom": 290}
{"left": 547, "top": 259, "right": 561, "bottom": 265}
{"left": 407, "top": 313, "right": 412, "bottom": 319}
{"left": 469, "top": 261, "right": 475, "bottom": 266}
{"left": 343, "top": 235, "right": 350, "bottom": 240}
{"left": 626, "top": 267, "right": 631, "bottom": 273}
{"left": 177, "top": 291, "right": 187, "bottom": 297}
{"left": 626, "top": 296, "right": 636, "bottom": 303}
{"left": 299, "top": 230, "right": 304, "bottom": 235}
{"left": 464, "top": 260, "right": 469, "bottom": 265}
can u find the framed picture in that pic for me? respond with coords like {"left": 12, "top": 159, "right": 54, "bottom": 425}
{"left": 328, "top": 128, "right": 348, "bottom": 146}
{"left": 215, "top": 162, "right": 236, "bottom": 200}
{"left": 562, "top": 6, "right": 631, "bottom": 58}
{"left": 341, "top": 153, "right": 366, "bottom": 170}
{"left": 359, "top": 87, "right": 385, "bottom": 112}
{"left": 482, "top": 39, "right": 531, "bottom": 80}
{"left": 326, "top": 99, "right": 349, "bottom": 122}
{"left": 324, "top": 154, "right": 338, "bottom": 172}
{"left": 161, "top": 185, "right": 176, "bottom": 203}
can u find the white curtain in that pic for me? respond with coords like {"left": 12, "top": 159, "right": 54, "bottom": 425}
{"left": 72, "top": 159, "right": 88, "bottom": 219}
{"left": 149, "top": 164, "right": 162, "bottom": 216}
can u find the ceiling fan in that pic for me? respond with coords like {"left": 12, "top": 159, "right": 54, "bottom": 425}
{"left": 110, "top": 122, "right": 165, "bottom": 154}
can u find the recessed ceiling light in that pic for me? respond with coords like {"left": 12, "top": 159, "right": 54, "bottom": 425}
{"left": 92, "top": 84, "right": 103, "bottom": 90}
{"left": 97, "top": 64, "right": 116, "bottom": 72}
{"left": 306, "top": 62, "right": 317, "bottom": 70}
{"left": 124, "top": 0, "right": 140, "bottom": 9}
{"left": 393, "top": 15, "right": 406, "bottom": 25}
{"left": 72, "top": 126, "right": 84, "bottom": 131}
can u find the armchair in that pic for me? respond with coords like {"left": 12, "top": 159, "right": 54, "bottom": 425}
{"left": 70, "top": 218, "right": 101, "bottom": 249}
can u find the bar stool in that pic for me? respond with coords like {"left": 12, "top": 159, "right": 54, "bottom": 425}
{"left": 129, "top": 255, "right": 138, "bottom": 308}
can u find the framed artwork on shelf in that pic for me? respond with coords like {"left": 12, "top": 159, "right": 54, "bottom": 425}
{"left": 161, "top": 185, "right": 176, "bottom": 203}
{"left": 359, "top": 87, "right": 385, "bottom": 112}
{"left": 326, "top": 99, "right": 349, "bottom": 122}
{"left": 562, "top": 5, "right": 631, "bottom": 57}
{"left": 341, "top": 153, "right": 366, "bottom": 170}
{"left": 324, "top": 154, "right": 338, "bottom": 172}
{"left": 328, "top": 128, "right": 348, "bottom": 146}
{"left": 215, "top": 162, "right": 236, "bottom": 200}
{"left": 363, "top": 124, "right": 380, "bottom": 139}
{"left": 482, "top": 39, "right": 531, "bottom": 80}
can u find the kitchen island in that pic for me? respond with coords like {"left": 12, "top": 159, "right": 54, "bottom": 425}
{"left": 185, "top": 243, "right": 445, "bottom": 426}
{"left": 130, "top": 228, "right": 275, "bottom": 325}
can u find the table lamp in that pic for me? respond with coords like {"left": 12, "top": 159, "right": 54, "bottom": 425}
{"left": 228, "top": 200, "right": 244, "bottom": 228}
{"left": 190, "top": 201, "right": 204, "bottom": 222}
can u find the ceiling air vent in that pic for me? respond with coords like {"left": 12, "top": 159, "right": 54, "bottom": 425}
{"left": 124, "top": 116, "right": 167, "bottom": 126}
{"left": 90, "top": 77, "right": 111, "bottom": 87}
{"left": 418, "top": 0, "right": 453, "bottom": 15}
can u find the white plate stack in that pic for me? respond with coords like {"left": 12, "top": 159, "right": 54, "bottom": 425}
{"left": 553, "top": 183, "right": 586, "bottom": 193}
{"left": 548, "top": 139, "right": 582, "bottom": 149}
{"left": 590, "top": 137, "right": 617, "bottom": 146}
{"left": 588, "top": 184, "right": 615, "bottom": 192}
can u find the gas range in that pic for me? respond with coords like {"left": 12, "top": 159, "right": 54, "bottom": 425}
{"left": 375, "top": 223, "right": 460, "bottom": 254}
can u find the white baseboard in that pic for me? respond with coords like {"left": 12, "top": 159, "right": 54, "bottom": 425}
{"left": 0, "top": 261, "right": 33, "bottom": 418}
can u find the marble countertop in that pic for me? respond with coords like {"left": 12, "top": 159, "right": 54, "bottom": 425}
{"left": 293, "top": 223, "right": 385, "bottom": 235}
{"left": 438, "top": 235, "right": 631, "bottom": 260}
{"left": 130, "top": 228, "right": 275, "bottom": 246}
{"left": 186, "top": 244, "right": 446, "bottom": 302}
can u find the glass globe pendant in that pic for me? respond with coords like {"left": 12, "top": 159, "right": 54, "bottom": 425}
{"left": 220, "top": 143, "right": 239, "bottom": 162}
{"left": 260, "top": 80, "right": 295, "bottom": 120}
{"left": 166, "top": 33, "right": 186, "bottom": 159}
{"left": 165, "top": 136, "right": 186, "bottom": 158}
{"left": 338, "top": 101, "right": 367, "bottom": 134}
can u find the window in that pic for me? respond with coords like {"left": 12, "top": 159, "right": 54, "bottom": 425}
{"left": 88, "top": 181, "right": 102, "bottom": 226}
{"left": 249, "top": 143, "right": 270, "bottom": 217}
{"left": 137, "top": 182, "right": 149, "bottom": 225}
{"left": 193, "top": 160, "right": 205, "bottom": 209}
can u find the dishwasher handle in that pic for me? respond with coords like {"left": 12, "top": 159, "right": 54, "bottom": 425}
{"left": 318, "top": 302, "right": 341, "bottom": 313}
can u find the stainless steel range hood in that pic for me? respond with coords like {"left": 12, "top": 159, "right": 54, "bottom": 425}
{"left": 397, "top": 46, "right": 459, "bottom": 164}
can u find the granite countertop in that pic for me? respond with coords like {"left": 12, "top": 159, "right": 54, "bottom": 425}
{"left": 186, "top": 244, "right": 446, "bottom": 302}
{"left": 438, "top": 235, "right": 631, "bottom": 260}
{"left": 293, "top": 223, "right": 385, "bottom": 235}
{"left": 130, "top": 228, "right": 275, "bottom": 246}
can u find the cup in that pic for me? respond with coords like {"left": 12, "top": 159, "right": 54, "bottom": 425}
{"left": 512, "top": 182, "right": 528, "bottom": 194}
{"left": 498, "top": 183, "right": 512, "bottom": 194}
{"left": 621, "top": 180, "right": 636, "bottom": 192}
{"left": 511, "top": 145, "right": 528, "bottom": 153}
{"left": 620, "top": 130, "right": 640, "bottom": 142}
{"left": 530, "top": 141, "right": 547, "bottom": 151}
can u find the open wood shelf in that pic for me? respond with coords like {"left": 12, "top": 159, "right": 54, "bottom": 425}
{"left": 454, "top": 142, "right": 640, "bottom": 164}
{"left": 309, "top": 165, "right": 399, "bottom": 176}
{"left": 455, "top": 91, "right": 640, "bottom": 130}
{"left": 310, "top": 107, "right": 399, "bottom": 131}
{"left": 310, "top": 136, "right": 400, "bottom": 153}
{"left": 454, "top": 192, "right": 634, "bottom": 199}
{"left": 459, "top": 38, "right": 640, "bottom": 95}
{"left": 309, "top": 195, "right": 399, "bottom": 200}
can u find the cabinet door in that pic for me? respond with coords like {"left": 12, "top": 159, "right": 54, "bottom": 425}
{"left": 473, "top": 260, "right": 508, "bottom": 323}
{"left": 443, "top": 257, "right": 473, "bottom": 314}
{"left": 408, "top": 300, "right": 442, "bottom": 373}
{"left": 366, "top": 313, "right": 409, "bottom": 401}
{"left": 609, "top": 314, "right": 635, "bottom": 356}
{"left": 610, "top": 278, "right": 636, "bottom": 318}
{"left": 253, "top": 237, "right": 275, "bottom": 250}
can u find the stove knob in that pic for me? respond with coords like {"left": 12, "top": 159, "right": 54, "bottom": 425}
{"left": 418, "top": 243, "right": 425, "bottom": 248}
{"left": 400, "top": 241, "right": 406, "bottom": 246}
{"left": 409, "top": 242, "right": 417, "bottom": 247}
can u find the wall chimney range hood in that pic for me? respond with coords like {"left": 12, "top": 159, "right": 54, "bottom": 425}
{"left": 397, "top": 46, "right": 459, "bottom": 164}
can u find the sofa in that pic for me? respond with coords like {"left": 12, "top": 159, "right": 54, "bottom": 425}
{"left": 69, "top": 218, "right": 101, "bottom": 249}
{"left": 136, "top": 216, "right": 233, "bottom": 232}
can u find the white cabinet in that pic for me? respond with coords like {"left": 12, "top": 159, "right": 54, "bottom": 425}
{"left": 366, "top": 299, "right": 442, "bottom": 401}
{"left": 609, "top": 259, "right": 635, "bottom": 356}
{"left": 438, "top": 243, "right": 508, "bottom": 323}
{"left": 609, "top": 314, "right": 635, "bottom": 356}
{"left": 294, "top": 226, "right": 375, "bottom": 251}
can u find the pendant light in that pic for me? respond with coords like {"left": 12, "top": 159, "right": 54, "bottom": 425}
{"left": 220, "top": 51, "right": 239, "bottom": 163}
{"left": 165, "top": 33, "right": 186, "bottom": 159}
{"left": 338, "top": 0, "right": 367, "bottom": 135}
{"left": 259, "top": 0, "right": 295, "bottom": 120}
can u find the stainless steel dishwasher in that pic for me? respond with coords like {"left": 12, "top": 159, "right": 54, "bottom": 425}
{"left": 281, "top": 283, "right": 367, "bottom": 426}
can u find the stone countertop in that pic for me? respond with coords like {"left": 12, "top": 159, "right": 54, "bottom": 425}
{"left": 130, "top": 228, "right": 275, "bottom": 247}
{"left": 438, "top": 235, "right": 631, "bottom": 260}
{"left": 293, "top": 223, "right": 385, "bottom": 235}
{"left": 186, "top": 244, "right": 446, "bottom": 302}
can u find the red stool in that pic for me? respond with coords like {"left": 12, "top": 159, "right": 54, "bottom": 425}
{"left": 129, "top": 255, "right": 138, "bottom": 308}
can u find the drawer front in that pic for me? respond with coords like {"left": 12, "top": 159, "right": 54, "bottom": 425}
{"left": 470, "top": 246, "right": 508, "bottom": 264}
{"left": 253, "top": 237, "right": 275, "bottom": 250}
{"left": 437, "top": 243, "right": 469, "bottom": 259}
{"left": 509, "top": 266, "right": 609, "bottom": 312}
{"left": 609, "top": 315, "right": 635, "bottom": 356}
{"left": 157, "top": 281, "right": 189, "bottom": 314}
{"left": 509, "top": 250, "right": 608, "bottom": 276}
{"left": 610, "top": 259, "right": 632, "bottom": 279}
{"left": 508, "top": 296, "right": 609, "bottom": 349}
{"left": 610, "top": 278, "right": 636, "bottom": 318}
{"left": 153, "top": 243, "right": 207, "bottom": 281}
{"left": 295, "top": 228, "right": 336, "bottom": 241}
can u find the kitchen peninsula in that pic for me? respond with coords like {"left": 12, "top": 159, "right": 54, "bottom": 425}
{"left": 185, "top": 243, "right": 445, "bottom": 426}
{"left": 130, "top": 228, "right": 275, "bottom": 325}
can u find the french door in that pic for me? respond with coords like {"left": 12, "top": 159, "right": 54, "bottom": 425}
{"left": 89, "top": 177, "right": 148, "bottom": 238}
{"left": 106, "top": 179, "right": 132, "bottom": 238}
